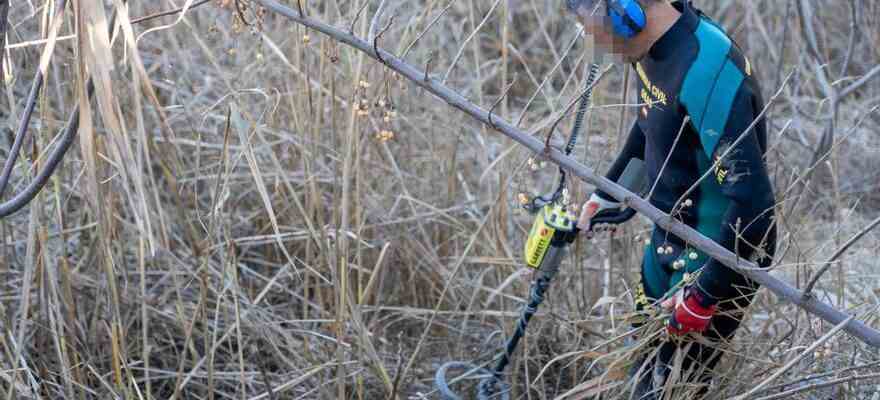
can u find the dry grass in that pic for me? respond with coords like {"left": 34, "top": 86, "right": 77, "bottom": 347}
{"left": 1, "top": 0, "right": 879, "bottom": 399}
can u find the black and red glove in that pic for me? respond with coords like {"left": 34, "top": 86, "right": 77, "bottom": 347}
{"left": 661, "top": 286, "right": 717, "bottom": 335}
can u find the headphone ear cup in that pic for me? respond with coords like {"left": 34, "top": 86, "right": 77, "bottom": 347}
{"left": 608, "top": 9, "right": 637, "bottom": 38}
{"left": 606, "top": 0, "right": 646, "bottom": 39}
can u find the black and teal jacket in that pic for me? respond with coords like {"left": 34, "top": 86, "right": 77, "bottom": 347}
{"left": 597, "top": 1, "right": 776, "bottom": 301}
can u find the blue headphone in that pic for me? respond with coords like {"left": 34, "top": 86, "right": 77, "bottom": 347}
{"left": 605, "top": 0, "right": 646, "bottom": 39}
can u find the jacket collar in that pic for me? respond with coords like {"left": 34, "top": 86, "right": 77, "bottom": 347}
{"left": 646, "top": 1, "right": 700, "bottom": 61}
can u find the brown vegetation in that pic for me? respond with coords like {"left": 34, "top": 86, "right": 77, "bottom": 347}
{"left": 0, "top": 0, "right": 879, "bottom": 399}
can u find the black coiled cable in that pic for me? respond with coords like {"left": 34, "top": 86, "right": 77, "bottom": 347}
{"left": 526, "top": 62, "right": 600, "bottom": 212}
{"left": 553, "top": 62, "right": 599, "bottom": 201}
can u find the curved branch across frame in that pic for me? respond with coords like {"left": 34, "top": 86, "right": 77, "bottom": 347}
{"left": 253, "top": 0, "right": 880, "bottom": 348}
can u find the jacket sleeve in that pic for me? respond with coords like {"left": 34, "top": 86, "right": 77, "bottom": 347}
{"left": 693, "top": 87, "right": 776, "bottom": 301}
{"left": 595, "top": 122, "right": 646, "bottom": 202}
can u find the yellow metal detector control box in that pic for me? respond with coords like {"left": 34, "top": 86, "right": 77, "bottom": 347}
{"left": 524, "top": 204, "right": 577, "bottom": 269}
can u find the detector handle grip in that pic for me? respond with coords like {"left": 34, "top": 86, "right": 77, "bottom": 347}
{"left": 588, "top": 158, "right": 648, "bottom": 227}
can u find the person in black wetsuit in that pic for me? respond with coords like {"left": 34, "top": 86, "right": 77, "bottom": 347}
{"left": 568, "top": 1, "right": 777, "bottom": 398}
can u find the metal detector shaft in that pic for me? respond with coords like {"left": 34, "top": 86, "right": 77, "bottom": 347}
{"left": 491, "top": 245, "right": 566, "bottom": 377}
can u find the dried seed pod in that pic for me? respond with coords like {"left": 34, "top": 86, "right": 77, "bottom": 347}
{"left": 375, "top": 129, "right": 395, "bottom": 142}
{"left": 529, "top": 160, "right": 540, "bottom": 171}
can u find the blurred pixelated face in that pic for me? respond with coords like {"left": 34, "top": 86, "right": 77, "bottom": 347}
{"left": 567, "top": 0, "right": 632, "bottom": 63}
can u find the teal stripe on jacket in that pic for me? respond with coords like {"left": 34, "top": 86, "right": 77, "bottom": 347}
{"left": 680, "top": 20, "right": 745, "bottom": 158}
{"left": 678, "top": 19, "right": 739, "bottom": 267}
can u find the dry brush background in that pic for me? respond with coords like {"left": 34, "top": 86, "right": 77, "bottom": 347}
{"left": 1, "top": 0, "right": 880, "bottom": 399}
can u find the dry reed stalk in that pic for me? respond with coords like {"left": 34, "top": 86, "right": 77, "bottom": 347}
{"left": 1, "top": 0, "right": 879, "bottom": 398}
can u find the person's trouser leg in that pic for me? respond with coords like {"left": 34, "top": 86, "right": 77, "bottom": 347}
{"left": 629, "top": 243, "right": 670, "bottom": 400}
{"left": 674, "top": 276, "right": 757, "bottom": 396}
{"left": 629, "top": 242, "right": 758, "bottom": 399}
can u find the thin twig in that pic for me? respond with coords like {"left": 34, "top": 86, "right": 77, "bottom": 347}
{"left": 757, "top": 360, "right": 880, "bottom": 395}
{"left": 441, "top": 0, "right": 504, "bottom": 84}
{"left": 749, "top": 373, "right": 880, "bottom": 400}
{"left": 372, "top": 15, "right": 394, "bottom": 65}
{"left": 839, "top": 64, "right": 880, "bottom": 99}
{"left": 400, "top": 0, "right": 456, "bottom": 59}
{"left": 543, "top": 66, "right": 610, "bottom": 151}
{"left": 234, "top": 0, "right": 252, "bottom": 26}
{"left": 804, "top": 213, "right": 880, "bottom": 294}
{"left": 423, "top": 51, "right": 434, "bottom": 82}
{"left": 367, "top": 0, "right": 388, "bottom": 43}
{"left": 489, "top": 77, "right": 518, "bottom": 129}
{"left": 130, "top": 0, "right": 212, "bottom": 24}
{"left": 0, "top": 0, "right": 9, "bottom": 83}
{"left": 731, "top": 314, "right": 856, "bottom": 400}
{"left": 349, "top": 1, "right": 370, "bottom": 34}
{"left": 645, "top": 116, "right": 689, "bottom": 202}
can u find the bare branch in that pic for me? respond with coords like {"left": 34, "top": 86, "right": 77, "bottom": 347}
{"left": 839, "top": 0, "right": 859, "bottom": 77}
{"left": 254, "top": 0, "right": 880, "bottom": 348}
{"left": 0, "top": 0, "right": 70, "bottom": 199}
{"left": 0, "top": 0, "right": 210, "bottom": 215}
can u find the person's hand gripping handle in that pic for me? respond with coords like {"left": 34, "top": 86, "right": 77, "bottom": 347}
{"left": 576, "top": 193, "right": 623, "bottom": 239}
{"left": 577, "top": 158, "right": 648, "bottom": 238}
